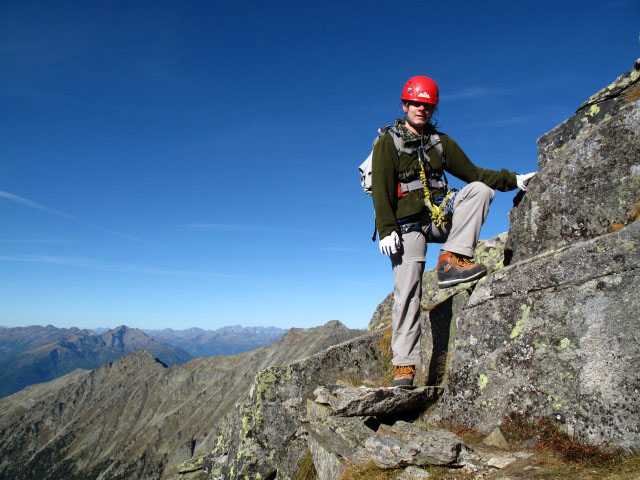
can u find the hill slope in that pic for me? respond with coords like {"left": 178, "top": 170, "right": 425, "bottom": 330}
{"left": 0, "top": 320, "right": 363, "bottom": 480}
{"left": 0, "top": 325, "right": 192, "bottom": 397}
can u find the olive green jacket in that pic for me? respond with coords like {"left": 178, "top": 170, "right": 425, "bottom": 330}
{"left": 371, "top": 120, "right": 518, "bottom": 240}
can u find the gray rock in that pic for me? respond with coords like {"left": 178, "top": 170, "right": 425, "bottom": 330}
{"left": 483, "top": 427, "right": 509, "bottom": 450}
{"left": 522, "top": 436, "right": 540, "bottom": 450}
{"left": 486, "top": 456, "right": 517, "bottom": 469}
{"left": 176, "top": 456, "right": 204, "bottom": 473}
{"left": 420, "top": 61, "right": 640, "bottom": 451}
{"left": 323, "top": 385, "right": 441, "bottom": 417}
{"left": 506, "top": 59, "right": 640, "bottom": 263}
{"left": 205, "top": 332, "right": 388, "bottom": 479}
{"left": 308, "top": 435, "right": 346, "bottom": 480}
{"left": 396, "top": 466, "right": 432, "bottom": 479}
{"left": 515, "top": 452, "right": 533, "bottom": 459}
{"left": 305, "top": 411, "right": 376, "bottom": 480}
{"left": 456, "top": 442, "right": 482, "bottom": 471}
{"left": 364, "top": 426, "right": 470, "bottom": 468}
{"left": 428, "top": 220, "right": 640, "bottom": 448}
{"left": 313, "top": 386, "right": 332, "bottom": 405}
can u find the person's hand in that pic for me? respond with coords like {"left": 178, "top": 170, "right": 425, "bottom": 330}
{"left": 379, "top": 231, "right": 401, "bottom": 256}
{"left": 516, "top": 172, "right": 537, "bottom": 191}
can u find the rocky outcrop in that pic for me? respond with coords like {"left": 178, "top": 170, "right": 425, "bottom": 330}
{"left": 201, "top": 60, "right": 640, "bottom": 479}
{"left": 364, "top": 422, "right": 473, "bottom": 468}
{"left": 506, "top": 59, "right": 640, "bottom": 262}
{"left": 368, "top": 234, "right": 508, "bottom": 388}
{"left": 314, "top": 385, "right": 440, "bottom": 417}
{"left": 427, "top": 59, "right": 640, "bottom": 448}
{"left": 368, "top": 233, "right": 507, "bottom": 333}
{"left": 204, "top": 333, "right": 387, "bottom": 479}
{"left": 0, "top": 321, "right": 362, "bottom": 480}
{"left": 428, "top": 220, "right": 640, "bottom": 447}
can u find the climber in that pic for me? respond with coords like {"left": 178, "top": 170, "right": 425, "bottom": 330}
{"left": 371, "top": 76, "right": 536, "bottom": 387}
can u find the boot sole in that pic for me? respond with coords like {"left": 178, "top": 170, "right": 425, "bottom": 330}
{"left": 437, "top": 269, "right": 487, "bottom": 288}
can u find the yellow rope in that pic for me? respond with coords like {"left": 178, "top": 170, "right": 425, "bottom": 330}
{"left": 419, "top": 162, "right": 455, "bottom": 228}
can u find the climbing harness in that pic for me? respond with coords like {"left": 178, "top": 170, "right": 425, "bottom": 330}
{"left": 359, "top": 126, "right": 445, "bottom": 196}
{"left": 359, "top": 124, "right": 457, "bottom": 239}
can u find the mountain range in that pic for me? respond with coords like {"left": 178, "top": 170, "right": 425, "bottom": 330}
{"left": 143, "top": 325, "right": 287, "bottom": 357}
{"left": 0, "top": 321, "right": 362, "bottom": 479}
{"left": 0, "top": 324, "right": 288, "bottom": 398}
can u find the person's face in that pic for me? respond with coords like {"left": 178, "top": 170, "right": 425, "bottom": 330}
{"left": 402, "top": 101, "right": 435, "bottom": 132}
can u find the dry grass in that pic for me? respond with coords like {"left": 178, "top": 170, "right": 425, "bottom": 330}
{"left": 369, "top": 325, "right": 396, "bottom": 387}
{"left": 444, "top": 424, "right": 485, "bottom": 445}
{"left": 528, "top": 449, "right": 640, "bottom": 480}
{"left": 502, "top": 415, "right": 630, "bottom": 467}
{"left": 337, "top": 375, "right": 366, "bottom": 387}
{"left": 379, "top": 325, "right": 393, "bottom": 360}
{"left": 339, "top": 460, "right": 400, "bottom": 480}
{"left": 294, "top": 449, "right": 318, "bottom": 480}
{"left": 534, "top": 418, "right": 626, "bottom": 467}
{"left": 501, "top": 414, "right": 539, "bottom": 444}
{"left": 608, "top": 222, "right": 626, "bottom": 233}
{"left": 624, "top": 82, "right": 640, "bottom": 104}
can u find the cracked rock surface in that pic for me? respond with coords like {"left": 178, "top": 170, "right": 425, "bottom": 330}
{"left": 315, "top": 385, "right": 441, "bottom": 417}
{"left": 427, "top": 60, "right": 640, "bottom": 449}
{"left": 365, "top": 422, "right": 474, "bottom": 468}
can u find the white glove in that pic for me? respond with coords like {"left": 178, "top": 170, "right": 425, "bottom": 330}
{"left": 516, "top": 172, "right": 537, "bottom": 191}
{"left": 379, "top": 231, "right": 401, "bottom": 256}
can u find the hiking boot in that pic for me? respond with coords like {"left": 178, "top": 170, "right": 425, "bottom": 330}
{"left": 437, "top": 251, "right": 487, "bottom": 289}
{"left": 392, "top": 365, "right": 416, "bottom": 387}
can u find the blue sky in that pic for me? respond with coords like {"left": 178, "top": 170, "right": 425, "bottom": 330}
{"left": 1, "top": 0, "right": 638, "bottom": 330}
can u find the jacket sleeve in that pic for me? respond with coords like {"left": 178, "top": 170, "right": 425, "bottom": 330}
{"left": 371, "top": 134, "right": 400, "bottom": 240}
{"left": 441, "top": 135, "right": 518, "bottom": 192}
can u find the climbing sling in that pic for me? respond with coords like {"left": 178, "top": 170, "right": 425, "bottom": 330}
{"left": 417, "top": 134, "right": 457, "bottom": 228}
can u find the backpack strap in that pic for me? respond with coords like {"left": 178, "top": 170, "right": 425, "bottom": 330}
{"left": 382, "top": 126, "right": 419, "bottom": 156}
{"left": 422, "top": 133, "right": 446, "bottom": 167}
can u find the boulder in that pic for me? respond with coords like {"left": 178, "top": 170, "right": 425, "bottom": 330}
{"left": 506, "top": 59, "right": 640, "bottom": 263}
{"left": 428, "top": 221, "right": 640, "bottom": 447}
{"left": 316, "top": 385, "right": 441, "bottom": 417}
{"left": 203, "top": 332, "right": 387, "bottom": 479}
{"left": 427, "top": 60, "right": 640, "bottom": 449}
{"left": 364, "top": 422, "right": 473, "bottom": 468}
{"left": 483, "top": 427, "right": 509, "bottom": 450}
{"left": 305, "top": 400, "right": 375, "bottom": 480}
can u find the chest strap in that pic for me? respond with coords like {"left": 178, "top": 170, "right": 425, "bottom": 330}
{"left": 398, "top": 179, "right": 423, "bottom": 195}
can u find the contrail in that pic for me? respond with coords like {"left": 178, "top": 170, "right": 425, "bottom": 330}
{"left": 0, "top": 190, "right": 152, "bottom": 245}
{"left": 0, "top": 190, "right": 78, "bottom": 220}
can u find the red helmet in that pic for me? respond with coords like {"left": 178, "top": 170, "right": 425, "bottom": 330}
{"left": 401, "top": 76, "right": 439, "bottom": 105}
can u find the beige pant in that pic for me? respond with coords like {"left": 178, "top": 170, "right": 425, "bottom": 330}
{"left": 390, "top": 182, "right": 494, "bottom": 366}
